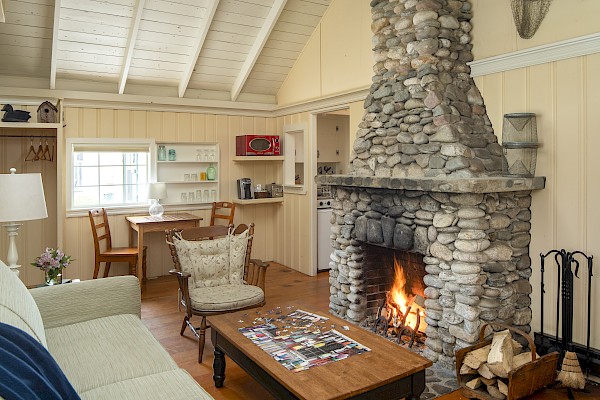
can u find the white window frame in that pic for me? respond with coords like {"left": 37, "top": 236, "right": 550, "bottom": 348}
{"left": 66, "top": 138, "right": 156, "bottom": 217}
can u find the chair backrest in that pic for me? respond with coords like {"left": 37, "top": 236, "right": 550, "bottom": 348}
{"left": 88, "top": 208, "right": 112, "bottom": 254}
{"left": 166, "top": 223, "right": 254, "bottom": 277}
{"left": 210, "top": 201, "right": 236, "bottom": 226}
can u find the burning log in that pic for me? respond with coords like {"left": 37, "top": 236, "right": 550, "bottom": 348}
{"left": 371, "top": 293, "right": 425, "bottom": 348}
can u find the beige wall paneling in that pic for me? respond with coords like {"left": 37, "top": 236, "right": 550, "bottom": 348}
{"left": 277, "top": 111, "right": 314, "bottom": 276}
{"left": 476, "top": 54, "right": 600, "bottom": 350}
{"left": 276, "top": 0, "right": 372, "bottom": 107}
{"left": 60, "top": 107, "right": 280, "bottom": 281}
{"left": 276, "top": 24, "right": 322, "bottom": 106}
{"left": 319, "top": 0, "right": 371, "bottom": 98}
{"left": 471, "top": 0, "right": 600, "bottom": 60}
{"left": 0, "top": 103, "right": 60, "bottom": 286}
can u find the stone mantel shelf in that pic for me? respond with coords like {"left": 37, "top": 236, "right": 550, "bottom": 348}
{"left": 315, "top": 174, "right": 546, "bottom": 193}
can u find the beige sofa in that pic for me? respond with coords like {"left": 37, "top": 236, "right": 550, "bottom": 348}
{"left": 0, "top": 261, "right": 213, "bottom": 399}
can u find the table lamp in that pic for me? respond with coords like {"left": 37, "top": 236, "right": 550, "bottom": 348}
{"left": 148, "top": 182, "right": 167, "bottom": 217}
{"left": 0, "top": 168, "right": 48, "bottom": 276}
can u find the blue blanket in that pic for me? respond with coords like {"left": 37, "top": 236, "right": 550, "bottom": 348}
{"left": 0, "top": 322, "right": 80, "bottom": 400}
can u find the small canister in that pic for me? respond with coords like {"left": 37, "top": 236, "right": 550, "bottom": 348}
{"left": 168, "top": 149, "right": 176, "bottom": 161}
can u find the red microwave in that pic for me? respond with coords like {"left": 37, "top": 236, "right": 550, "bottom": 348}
{"left": 236, "top": 135, "right": 281, "bottom": 156}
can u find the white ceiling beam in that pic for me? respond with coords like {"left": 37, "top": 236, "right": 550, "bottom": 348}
{"left": 49, "top": 0, "right": 61, "bottom": 89}
{"left": 230, "top": 0, "right": 287, "bottom": 102}
{"left": 118, "top": 0, "right": 146, "bottom": 95}
{"left": 178, "top": 0, "right": 220, "bottom": 98}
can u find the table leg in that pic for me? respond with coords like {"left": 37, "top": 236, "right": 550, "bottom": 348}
{"left": 213, "top": 347, "right": 226, "bottom": 388}
{"left": 137, "top": 228, "right": 144, "bottom": 283}
{"left": 128, "top": 223, "right": 134, "bottom": 247}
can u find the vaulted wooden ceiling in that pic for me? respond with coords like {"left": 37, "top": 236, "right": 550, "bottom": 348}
{"left": 0, "top": 0, "right": 330, "bottom": 105}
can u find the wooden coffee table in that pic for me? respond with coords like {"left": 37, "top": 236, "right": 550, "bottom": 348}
{"left": 209, "top": 303, "right": 432, "bottom": 400}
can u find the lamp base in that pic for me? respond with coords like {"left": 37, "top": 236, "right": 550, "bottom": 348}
{"left": 3, "top": 222, "right": 22, "bottom": 276}
{"left": 9, "top": 265, "right": 21, "bottom": 277}
{"left": 149, "top": 200, "right": 164, "bottom": 218}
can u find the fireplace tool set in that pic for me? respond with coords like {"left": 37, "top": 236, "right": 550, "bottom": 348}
{"left": 536, "top": 249, "right": 594, "bottom": 376}
{"left": 371, "top": 294, "right": 424, "bottom": 348}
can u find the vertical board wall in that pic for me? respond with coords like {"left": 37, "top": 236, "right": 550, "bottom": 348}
{"left": 474, "top": 53, "right": 600, "bottom": 349}
{"left": 60, "top": 108, "right": 283, "bottom": 282}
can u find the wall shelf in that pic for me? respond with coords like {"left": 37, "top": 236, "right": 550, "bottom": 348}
{"left": 232, "top": 156, "right": 284, "bottom": 161}
{"left": 0, "top": 122, "right": 61, "bottom": 129}
{"left": 161, "top": 180, "right": 218, "bottom": 184}
{"left": 232, "top": 197, "right": 284, "bottom": 205}
{"left": 156, "top": 142, "right": 219, "bottom": 205}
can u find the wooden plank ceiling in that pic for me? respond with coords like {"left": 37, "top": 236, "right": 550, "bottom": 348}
{"left": 0, "top": 0, "right": 330, "bottom": 105}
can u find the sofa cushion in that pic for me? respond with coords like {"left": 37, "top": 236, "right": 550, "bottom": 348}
{"left": 0, "top": 322, "right": 80, "bottom": 400}
{"left": 45, "top": 314, "right": 178, "bottom": 393}
{"left": 79, "top": 369, "right": 213, "bottom": 400}
{"left": 0, "top": 261, "right": 46, "bottom": 347}
{"left": 189, "top": 284, "right": 264, "bottom": 311}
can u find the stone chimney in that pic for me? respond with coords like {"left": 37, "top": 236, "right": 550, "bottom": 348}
{"left": 352, "top": 0, "right": 504, "bottom": 179}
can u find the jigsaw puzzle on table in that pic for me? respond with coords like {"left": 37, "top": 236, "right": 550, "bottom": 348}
{"left": 238, "top": 307, "right": 371, "bottom": 372}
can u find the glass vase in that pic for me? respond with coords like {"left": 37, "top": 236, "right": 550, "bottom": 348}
{"left": 45, "top": 268, "right": 62, "bottom": 285}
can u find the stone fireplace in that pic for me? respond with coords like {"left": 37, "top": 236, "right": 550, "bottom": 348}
{"left": 315, "top": 0, "right": 545, "bottom": 366}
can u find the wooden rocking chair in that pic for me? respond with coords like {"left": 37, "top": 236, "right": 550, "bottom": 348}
{"left": 166, "top": 223, "right": 268, "bottom": 362}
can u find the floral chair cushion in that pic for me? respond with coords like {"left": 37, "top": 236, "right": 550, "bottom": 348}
{"left": 172, "top": 228, "right": 251, "bottom": 288}
{"left": 229, "top": 228, "right": 250, "bottom": 285}
{"left": 173, "top": 235, "right": 230, "bottom": 288}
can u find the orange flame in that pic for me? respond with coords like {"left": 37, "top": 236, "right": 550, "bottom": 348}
{"left": 387, "top": 256, "right": 425, "bottom": 331}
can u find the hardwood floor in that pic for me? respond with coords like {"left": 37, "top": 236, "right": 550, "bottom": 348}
{"left": 140, "top": 263, "right": 600, "bottom": 400}
{"left": 140, "top": 263, "right": 330, "bottom": 400}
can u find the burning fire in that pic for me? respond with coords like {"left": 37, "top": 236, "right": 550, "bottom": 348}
{"left": 386, "top": 256, "right": 426, "bottom": 331}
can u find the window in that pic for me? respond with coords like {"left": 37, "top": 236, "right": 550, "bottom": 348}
{"left": 66, "top": 139, "right": 155, "bottom": 213}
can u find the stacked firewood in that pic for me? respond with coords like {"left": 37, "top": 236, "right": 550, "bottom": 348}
{"left": 459, "top": 330, "right": 537, "bottom": 399}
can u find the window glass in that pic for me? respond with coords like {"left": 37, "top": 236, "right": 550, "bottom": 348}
{"left": 68, "top": 141, "right": 152, "bottom": 211}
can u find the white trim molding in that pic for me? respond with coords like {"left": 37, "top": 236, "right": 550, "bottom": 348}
{"left": 469, "top": 33, "right": 600, "bottom": 77}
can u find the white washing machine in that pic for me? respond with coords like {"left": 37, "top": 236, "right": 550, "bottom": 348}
{"left": 317, "top": 198, "right": 333, "bottom": 271}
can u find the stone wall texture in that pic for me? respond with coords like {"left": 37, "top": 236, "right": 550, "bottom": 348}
{"left": 328, "top": 186, "right": 534, "bottom": 365}
{"left": 353, "top": 0, "right": 504, "bottom": 178}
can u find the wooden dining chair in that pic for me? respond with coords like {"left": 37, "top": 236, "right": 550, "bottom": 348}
{"left": 209, "top": 201, "right": 236, "bottom": 226}
{"left": 88, "top": 208, "right": 147, "bottom": 280}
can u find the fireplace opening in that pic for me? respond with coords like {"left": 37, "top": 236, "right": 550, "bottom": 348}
{"left": 364, "top": 244, "right": 428, "bottom": 346}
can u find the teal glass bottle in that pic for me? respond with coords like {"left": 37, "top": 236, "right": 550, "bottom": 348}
{"left": 206, "top": 164, "right": 217, "bottom": 181}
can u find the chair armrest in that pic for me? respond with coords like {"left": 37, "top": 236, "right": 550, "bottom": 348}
{"left": 29, "top": 276, "right": 141, "bottom": 329}
{"left": 246, "top": 259, "right": 269, "bottom": 290}
{"left": 169, "top": 269, "right": 192, "bottom": 317}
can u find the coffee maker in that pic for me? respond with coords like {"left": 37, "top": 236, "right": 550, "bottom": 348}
{"left": 237, "top": 178, "right": 254, "bottom": 199}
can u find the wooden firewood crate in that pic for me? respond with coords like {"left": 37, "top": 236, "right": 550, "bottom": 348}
{"left": 455, "top": 323, "right": 560, "bottom": 400}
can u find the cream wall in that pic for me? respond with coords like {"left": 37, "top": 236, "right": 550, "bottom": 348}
{"left": 474, "top": 55, "right": 600, "bottom": 349}
{"left": 275, "top": 111, "right": 314, "bottom": 276}
{"left": 470, "top": 0, "right": 600, "bottom": 349}
{"left": 471, "top": 0, "right": 600, "bottom": 60}
{"left": 58, "top": 108, "right": 283, "bottom": 283}
{"left": 0, "top": 113, "right": 58, "bottom": 285}
{"left": 276, "top": 0, "right": 372, "bottom": 107}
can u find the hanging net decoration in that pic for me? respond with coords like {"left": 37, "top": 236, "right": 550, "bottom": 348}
{"left": 510, "top": 0, "right": 553, "bottom": 39}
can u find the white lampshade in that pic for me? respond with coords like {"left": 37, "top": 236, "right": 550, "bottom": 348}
{"left": 0, "top": 169, "right": 48, "bottom": 222}
{"left": 148, "top": 182, "right": 167, "bottom": 200}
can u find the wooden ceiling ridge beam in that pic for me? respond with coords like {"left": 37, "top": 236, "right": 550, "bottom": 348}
{"left": 230, "top": 0, "right": 288, "bottom": 102}
{"left": 50, "top": 0, "right": 62, "bottom": 89}
{"left": 178, "top": 0, "right": 221, "bottom": 98}
{"left": 118, "top": 0, "right": 146, "bottom": 95}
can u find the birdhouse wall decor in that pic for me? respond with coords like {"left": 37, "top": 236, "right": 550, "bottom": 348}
{"left": 37, "top": 101, "right": 58, "bottom": 123}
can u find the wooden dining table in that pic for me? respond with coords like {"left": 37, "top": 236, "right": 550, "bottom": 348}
{"left": 126, "top": 213, "right": 202, "bottom": 284}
